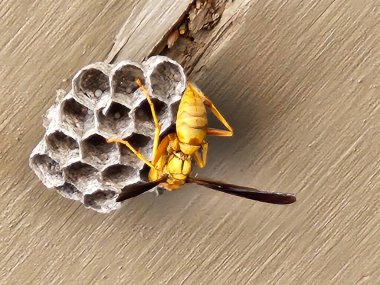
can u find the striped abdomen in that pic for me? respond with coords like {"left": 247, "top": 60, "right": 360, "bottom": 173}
{"left": 176, "top": 85, "right": 207, "bottom": 147}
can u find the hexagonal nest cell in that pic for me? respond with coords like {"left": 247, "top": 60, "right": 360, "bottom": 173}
{"left": 45, "top": 131, "right": 79, "bottom": 162}
{"left": 83, "top": 190, "right": 118, "bottom": 213}
{"left": 112, "top": 64, "right": 145, "bottom": 107}
{"left": 97, "top": 101, "right": 132, "bottom": 136}
{"left": 134, "top": 98, "right": 168, "bottom": 133}
{"left": 30, "top": 154, "right": 64, "bottom": 188}
{"left": 119, "top": 132, "right": 152, "bottom": 169}
{"left": 81, "top": 134, "right": 119, "bottom": 169}
{"left": 30, "top": 56, "right": 187, "bottom": 213}
{"left": 102, "top": 164, "right": 138, "bottom": 188}
{"left": 64, "top": 161, "right": 99, "bottom": 191}
{"left": 75, "top": 68, "right": 110, "bottom": 104}
{"left": 56, "top": 183, "right": 82, "bottom": 201}
{"left": 150, "top": 62, "right": 182, "bottom": 102}
{"left": 61, "top": 98, "right": 94, "bottom": 135}
{"left": 139, "top": 164, "right": 151, "bottom": 182}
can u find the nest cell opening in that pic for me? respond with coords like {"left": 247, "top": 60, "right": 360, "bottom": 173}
{"left": 30, "top": 154, "right": 63, "bottom": 186}
{"left": 139, "top": 164, "right": 151, "bottom": 182}
{"left": 97, "top": 102, "right": 131, "bottom": 134}
{"left": 119, "top": 133, "right": 152, "bottom": 168}
{"left": 126, "top": 133, "right": 151, "bottom": 149}
{"left": 134, "top": 98, "right": 167, "bottom": 128}
{"left": 46, "top": 131, "right": 79, "bottom": 157}
{"left": 102, "top": 164, "right": 137, "bottom": 186}
{"left": 64, "top": 161, "right": 98, "bottom": 187}
{"left": 56, "top": 183, "right": 82, "bottom": 200}
{"left": 169, "top": 100, "right": 181, "bottom": 120}
{"left": 77, "top": 68, "right": 109, "bottom": 102}
{"left": 112, "top": 65, "right": 145, "bottom": 106}
{"left": 81, "top": 134, "right": 118, "bottom": 168}
{"left": 83, "top": 190, "right": 117, "bottom": 211}
{"left": 61, "top": 98, "right": 93, "bottom": 132}
{"left": 113, "top": 65, "right": 144, "bottom": 95}
{"left": 150, "top": 62, "right": 182, "bottom": 101}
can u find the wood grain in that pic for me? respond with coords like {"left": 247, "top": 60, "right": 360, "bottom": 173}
{"left": 1, "top": 0, "right": 380, "bottom": 284}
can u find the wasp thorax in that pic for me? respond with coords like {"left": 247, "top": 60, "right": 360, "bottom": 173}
{"left": 166, "top": 153, "right": 192, "bottom": 180}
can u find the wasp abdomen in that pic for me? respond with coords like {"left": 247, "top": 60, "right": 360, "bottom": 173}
{"left": 176, "top": 87, "right": 208, "bottom": 145}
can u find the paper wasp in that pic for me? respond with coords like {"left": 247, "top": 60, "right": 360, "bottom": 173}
{"left": 107, "top": 79, "right": 296, "bottom": 205}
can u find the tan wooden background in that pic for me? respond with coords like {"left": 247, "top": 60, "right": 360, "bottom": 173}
{"left": 1, "top": 1, "right": 379, "bottom": 284}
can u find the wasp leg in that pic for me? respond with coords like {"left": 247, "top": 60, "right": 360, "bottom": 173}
{"left": 107, "top": 137, "right": 154, "bottom": 169}
{"left": 194, "top": 141, "right": 208, "bottom": 168}
{"left": 206, "top": 128, "right": 232, "bottom": 137}
{"left": 136, "top": 79, "right": 161, "bottom": 161}
{"left": 203, "top": 96, "right": 233, "bottom": 136}
{"left": 152, "top": 134, "right": 170, "bottom": 165}
{"left": 187, "top": 82, "right": 233, "bottom": 136}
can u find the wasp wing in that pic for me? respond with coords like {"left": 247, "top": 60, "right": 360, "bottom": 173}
{"left": 187, "top": 177, "right": 296, "bottom": 205}
{"left": 116, "top": 176, "right": 167, "bottom": 202}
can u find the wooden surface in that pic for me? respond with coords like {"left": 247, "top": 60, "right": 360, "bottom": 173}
{"left": 1, "top": 0, "right": 379, "bottom": 284}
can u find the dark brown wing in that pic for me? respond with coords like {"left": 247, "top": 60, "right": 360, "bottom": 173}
{"left": 187, "top": 177, "right": 296, "bottom": 205}
{"left": 117, "top": 176, "right": 167, "bottom": 202}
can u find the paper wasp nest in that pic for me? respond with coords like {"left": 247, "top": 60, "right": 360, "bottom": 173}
{"left": 29, "top": 56, "right": 186, "bottom": 213}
